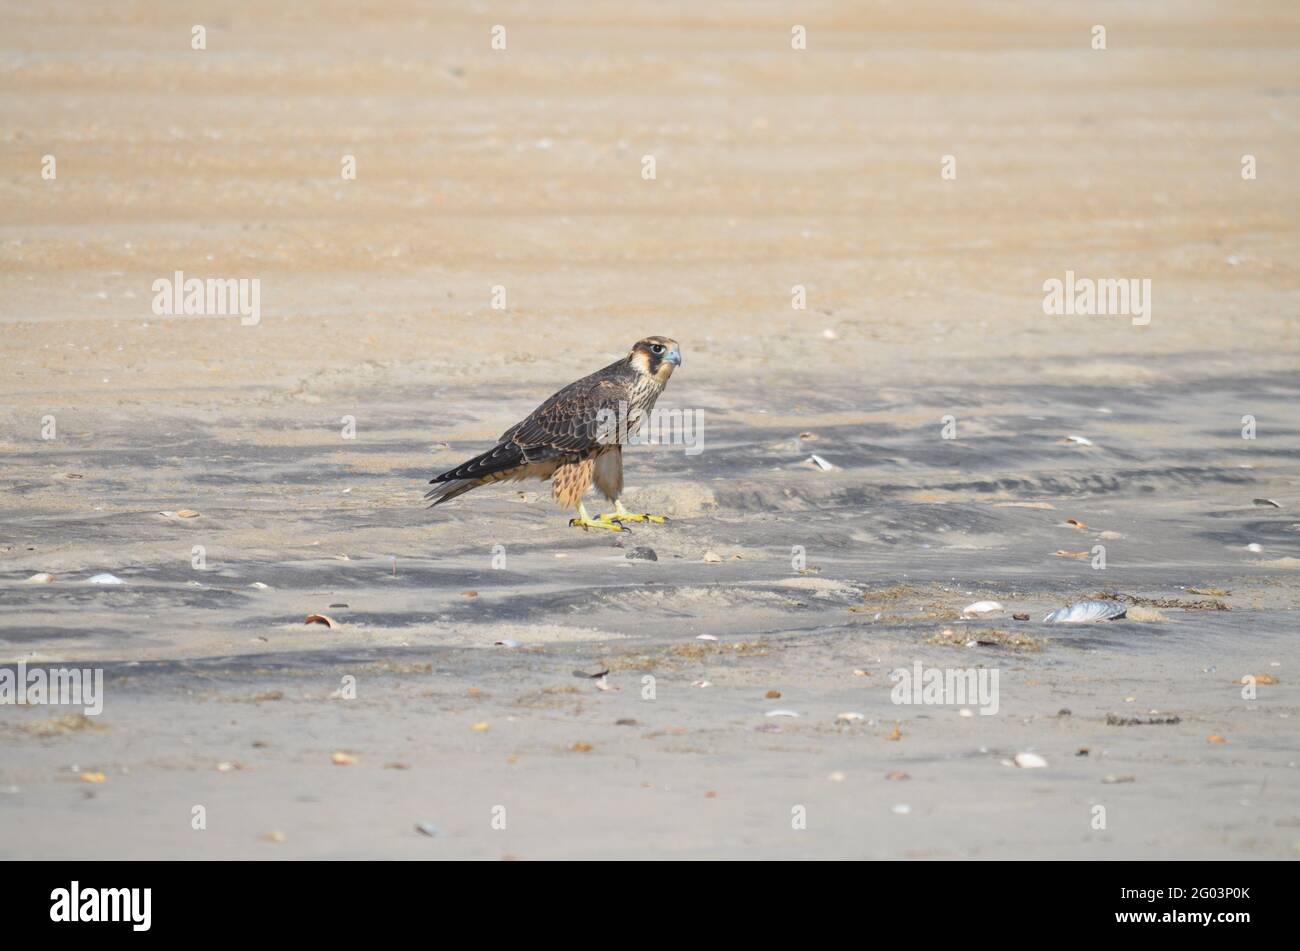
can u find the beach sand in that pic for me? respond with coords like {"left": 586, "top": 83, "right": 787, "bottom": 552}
{"left": 1, "top": 0, "right": 1298, "bottom": 858}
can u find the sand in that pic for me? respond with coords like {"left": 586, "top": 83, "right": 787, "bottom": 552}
{"left": 1, "top": 0, "right": 1298, "bottom": 859}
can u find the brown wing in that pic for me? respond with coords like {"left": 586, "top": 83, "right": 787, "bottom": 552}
{"left": 426, "top": 358, "right": 633, "bottom": 508}
{"left": 500, "top": 361, "right": 634, "bottom": 454}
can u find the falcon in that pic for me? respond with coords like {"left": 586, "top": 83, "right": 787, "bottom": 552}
{"left": 425, "top": 336, "right": 682, "bottom": 532}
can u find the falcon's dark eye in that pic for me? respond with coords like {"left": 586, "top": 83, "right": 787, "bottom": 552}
{"left": 650, "top": 344, "right": 665, "bottom": 355}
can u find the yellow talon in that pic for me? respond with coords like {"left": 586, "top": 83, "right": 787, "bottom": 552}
{"left": 599, "top": 501, "right": 670, "bottom": 525}
{"left": 569, "top": 503, "right": 631, "bottom": 533}
{"left": 601, "top": 512, "right": 668, "bottom": 524}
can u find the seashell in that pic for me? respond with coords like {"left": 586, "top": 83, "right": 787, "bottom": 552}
{"left": 836, "top": 711, "right": 865, "bottom": 722}
{"left": 26, "top": 573, "right": 55, "bottom": 583}
{"left": 765, "top": 709, "right": 801, "bottom": 718}
{"left": 158, "top": 509, "right": 200, "bottom": 519}
{"left": 962, "top": 600, "right": 1004, "bottom": 615}
{"left": 1064, "top": 435, "right": 1094, "bottom": 445}
{"left": 1043, "top": 599, "right": 1126, "bottom": 623}
{"left": 807, "top": 454, "right": 833, "bottom": 471}
{"left": 494, "top": 639, "right": 520, "bottom": 648}
{"left": 1014, "top": 752, "right": 1047, "bottom": 769}
{"left": 87, "top": 573, "right": 125, "bottom": 585}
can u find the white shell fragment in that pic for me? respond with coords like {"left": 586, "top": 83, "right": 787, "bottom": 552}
{"left": 1043, "top": 599, "right": 1126, "bottom": 623}
{"left": 1014, "top": 752, "right": 1048, "bottom": 769}
{"left": 26, "top": 573, "right": 56, "bottom": 583}
{"left": 765, "top": 709, "right": 801, "bottom": 718}
{"left": 1064, "top": 435, "right": 1094, "bottom": 446}
{"left": 1245, "top": 543, "right": 1263, "bottom": 553}
{"left": 962, "top": 601, "right": 1004, "bottom": 616}
{"left": 494, "top": 639, "right": 521, "bottom": 648}
{"left": 87, "top": 573, "right": 126, "bottom": 585}
{"left": 807, "top": 454, "right": 834, "bottom": 471}
{"left": 835, "top": 711, "right": 865, "bottom": 722}
{"left": 695, "top": 634, "right": 718, "bottom": 641}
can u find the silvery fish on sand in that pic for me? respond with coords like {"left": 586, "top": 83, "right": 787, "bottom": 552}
{"left": 1043, "top": 600, "right": 1127, "bottom": 623}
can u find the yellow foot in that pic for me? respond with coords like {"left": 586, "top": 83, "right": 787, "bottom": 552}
{"left": 569, "top": 504, "right": 631, "bottom": 532}
{"left": 599, "top": 511, "right": 669, "bottom": 524}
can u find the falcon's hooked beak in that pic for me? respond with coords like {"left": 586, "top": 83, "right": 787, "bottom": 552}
{"left": 665, "top": 347, "right": 682, "bottom": 366}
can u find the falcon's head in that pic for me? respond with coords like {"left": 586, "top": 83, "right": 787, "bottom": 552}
{"left": 629, "top": 336, "right": 682, "bottom": 383}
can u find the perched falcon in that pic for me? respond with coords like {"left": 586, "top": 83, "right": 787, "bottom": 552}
{"left": 425, "top": 336, "right": 682, "bottom": 531}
